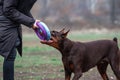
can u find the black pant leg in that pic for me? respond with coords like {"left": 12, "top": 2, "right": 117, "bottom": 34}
{"left": 3, "top": 47, "right": 16, "bottom": 80}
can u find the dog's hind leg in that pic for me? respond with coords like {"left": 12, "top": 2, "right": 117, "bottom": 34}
{"left": 110, "top": 61, "right": 120, "bottom": 80}
{"left": 97, "top": 61, "right": 109, "bottom": 80}
{"left": 109, "top": 52, "right": 120, "bottom": 80}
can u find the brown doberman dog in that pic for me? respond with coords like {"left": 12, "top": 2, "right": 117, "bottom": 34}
{"left": 41, "top": 29, "right": 120, "bottom": 80}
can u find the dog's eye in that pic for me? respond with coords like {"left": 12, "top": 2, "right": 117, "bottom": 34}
{"left": 51, "top": 32, "right": 56, "bottom": 37}
{"left": 51, "top": 33, "right": 54, "bottom": 36}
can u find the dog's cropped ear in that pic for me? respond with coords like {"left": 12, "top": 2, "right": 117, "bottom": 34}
{"left": 62, "top": 29, "right": 70, "bottom": 38}
{"left": 60, "top": 28, "right": 65, "bottom": 33}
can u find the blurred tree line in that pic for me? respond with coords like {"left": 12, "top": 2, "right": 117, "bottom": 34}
{"left": 31, "top": 0, "right": 120, "bottom": 29}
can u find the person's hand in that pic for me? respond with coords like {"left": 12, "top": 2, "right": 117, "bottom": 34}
{"left": 32, "top": 20, "right": 40, "bottom": 30}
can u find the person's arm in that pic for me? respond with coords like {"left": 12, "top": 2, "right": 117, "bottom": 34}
{"left": 3, "top": 0, "right": 35, "bottom": 28}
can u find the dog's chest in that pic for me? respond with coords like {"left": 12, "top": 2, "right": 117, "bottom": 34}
{"left": 69, "top": 63, "right": 74, "bottom": 71}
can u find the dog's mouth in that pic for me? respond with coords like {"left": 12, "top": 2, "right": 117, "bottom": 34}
{"left": 40, "top": 36, "right": 56, "bottom": 45}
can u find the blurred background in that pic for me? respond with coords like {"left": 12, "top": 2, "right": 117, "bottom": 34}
{"left": 33, "top": 0, "right": 120, "bottom": 28}
{"left": 0, "top": 0, "right": 120, "bottom": 80}
{"left": 23, "top": 0, "right": 120, "bottom": 32}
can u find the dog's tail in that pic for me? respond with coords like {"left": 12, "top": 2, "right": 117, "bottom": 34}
{"left": 113, "top": 37, "right": 120, "bottom": 70}
{"left": 113, "top": 37, "right": 118, "bottom": 43}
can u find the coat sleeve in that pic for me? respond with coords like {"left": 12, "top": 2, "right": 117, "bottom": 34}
{"left": 2, "top": 0, "right": 35, "bottom": 28}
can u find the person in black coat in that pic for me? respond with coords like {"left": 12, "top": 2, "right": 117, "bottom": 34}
{"left": 0, "top": 0, "right": 39, "bottom": 80}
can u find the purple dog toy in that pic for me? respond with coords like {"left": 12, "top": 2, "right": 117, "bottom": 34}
{"left": 34, "top": 22, "right": 51, "bottom": 40}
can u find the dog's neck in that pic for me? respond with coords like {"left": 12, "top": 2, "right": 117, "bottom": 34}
{"left": 59, "top": 38, "right": 74, "bottom": 56}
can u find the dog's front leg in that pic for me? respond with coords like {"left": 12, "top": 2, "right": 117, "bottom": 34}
{"left": 72, "top": 72, "right": 82, "bottom": 80}
{"left": 65, "top": 69, "right": 72, "bottom": 80}
{"left": 62, "top": 59, "right": 72, "bottom": 80}
{"left": 72, "top": 64, "right": 82, "bottom": 80}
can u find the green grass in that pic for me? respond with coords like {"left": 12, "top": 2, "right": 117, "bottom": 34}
{"left": 0, "top": 30, "right": 120, "bottom": 80}
{"left": 23, "top": 46, "right": 55, "bottom": 53}
{"left": 68, "top": 31, "right": 120, "bottom": 41}
{"left": 23, "top": 31, "right": 120, "bottom": 53}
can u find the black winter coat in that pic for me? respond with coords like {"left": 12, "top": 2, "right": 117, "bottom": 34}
{"left": 0, "top": 0, "right": 37, "bottom": 58}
